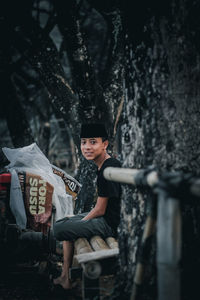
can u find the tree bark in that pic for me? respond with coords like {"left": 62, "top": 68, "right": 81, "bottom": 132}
{"left": 53, "top": 1, "right": 125, "bottom": 212}
{"left": 115, "top": 1, "right": 200, "bottom": 299}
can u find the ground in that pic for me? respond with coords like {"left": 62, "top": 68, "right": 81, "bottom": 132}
{"left": 0, "top": 262, "right": 115, "bottom": 300}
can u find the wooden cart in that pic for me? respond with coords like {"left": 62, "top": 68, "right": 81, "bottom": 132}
{"left": 70, "top": 236, "right": 119, "bottom": 300}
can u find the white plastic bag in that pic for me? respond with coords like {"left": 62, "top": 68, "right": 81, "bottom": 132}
{"left": 9, "top": 169, "right": 27, "bottom": 229}
{"left": 2, "top": 143, "right": 75, "bottom": 226}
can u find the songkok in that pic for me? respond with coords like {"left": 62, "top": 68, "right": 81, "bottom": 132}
{"left": 80, "top": 123, "right": 108, "bottom": 139}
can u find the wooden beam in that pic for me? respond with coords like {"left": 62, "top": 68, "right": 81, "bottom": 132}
{"left": 90, "top": 236, "right": 110, "bottom": 251}
{"left": 104, "top": 167, "right": 158, "bottom": 187}
{"left": 74, "top": 238, "right": 93, "bottom": 255}
{"left": 106, "top": 237, "right": 118, "bottom": 249}
{"left": 75, "top": 248, "right": 119, "bottom": 264}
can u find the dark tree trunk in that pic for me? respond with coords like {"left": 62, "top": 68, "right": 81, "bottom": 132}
{"left": 53, "top": 0, "right": 105, "bottom": 213}
{"left": 54, "top": 0, "right": 105, "bottom": 115}
{"left": 53, "top": 1, "right": 125, "bottom": 213}
{"left": 115, "top": 1, "right": 200, "bottom": 299}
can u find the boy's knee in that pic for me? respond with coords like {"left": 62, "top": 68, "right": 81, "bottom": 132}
{"left": 53, "top": 219, "right": 76, "bottom": 241}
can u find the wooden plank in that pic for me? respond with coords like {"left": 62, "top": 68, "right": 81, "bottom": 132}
{"left": 74, "top": 238, "right": 93, "bottom": 255}
{"left": 157, "top": 196, "right": 181, "bottom": 300}
{"left": 75, "top": 248, "right": 119, "bottom": 264}
{"left": 105, "top": 237, "right": 118, "bottom": 249}
{"left": 90, "top": 235, "right": 110, "bottom": 251}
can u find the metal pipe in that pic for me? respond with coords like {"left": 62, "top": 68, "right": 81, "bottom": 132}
{"left": 103, "top": 167, "right": 158, "bottom": 187}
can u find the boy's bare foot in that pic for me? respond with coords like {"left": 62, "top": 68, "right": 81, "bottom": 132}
{"left": 53, "top": 275, "right": 72, "bottom": 290}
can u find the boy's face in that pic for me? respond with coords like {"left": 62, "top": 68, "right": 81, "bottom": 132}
{"left": 81, "top": 137, "right": 108, "bottom": 161}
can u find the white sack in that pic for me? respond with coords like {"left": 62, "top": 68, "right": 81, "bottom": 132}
{"left": 2, "top": 143, "right": 74, "bottom": 226}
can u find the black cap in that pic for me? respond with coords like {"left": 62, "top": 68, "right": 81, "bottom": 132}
{"left": 80, "top": 123, "right": 108, "bottom": 138}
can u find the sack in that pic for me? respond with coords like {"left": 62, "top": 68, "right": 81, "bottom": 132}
{"left": 18, "top": 171, "right": 53, "bottom": 234}
{"left": 2, "top": 143, "right": 81, "bottom": 230}
{"left": 52, "top": 164, "right": 81, "bottom": 200}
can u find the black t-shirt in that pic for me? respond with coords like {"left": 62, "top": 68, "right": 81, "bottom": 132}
{"left": 97, "top": 157, "right": 121, "bottom": 233}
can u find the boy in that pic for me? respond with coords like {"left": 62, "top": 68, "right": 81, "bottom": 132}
{"left": 53, "top": 123, "right": 121, "bottom": 289}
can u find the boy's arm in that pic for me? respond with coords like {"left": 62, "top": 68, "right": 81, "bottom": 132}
{"left": 82, "top": 196, "right": 108, "bottom": 220}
